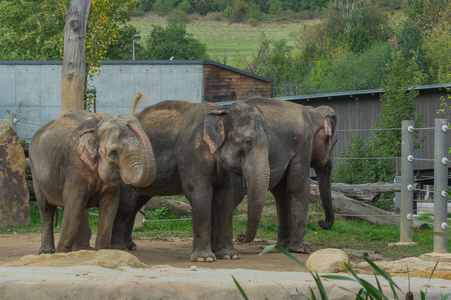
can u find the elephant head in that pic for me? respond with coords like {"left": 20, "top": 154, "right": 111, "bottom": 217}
{"left": 76, "top": 114, "right": 156, "bottom": 188}
{"left": 203, "top": 102, "right": 270, "bottom": 243}
{"left": 308, "top": 106, "right": 338, "bottom": 230}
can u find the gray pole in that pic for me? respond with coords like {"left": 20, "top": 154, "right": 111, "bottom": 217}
{"left": 401, "top": 120, "right": 414, "bottom": 242}
{"left": 133, "top": 40, "right": 136, "bottom": 61}
{"left": 433, "top": 119, "right": 449, "bottom": 253}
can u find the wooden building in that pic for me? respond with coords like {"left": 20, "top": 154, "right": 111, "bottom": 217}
{"left": 204, "top": 62, "right": 274, "bottom": 102}
{"left": 280, "top": 83, "right": 451, "bottom": 175}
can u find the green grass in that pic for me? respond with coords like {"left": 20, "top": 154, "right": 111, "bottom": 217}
{"left": 129, "top": 20, "right": 304, "bottom": 61}
{"left": 4, "top": 195, "right": 449, "bottom": 261}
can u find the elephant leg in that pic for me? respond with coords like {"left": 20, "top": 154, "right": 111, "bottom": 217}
{"left": 185, "top": 181, "right": 216, "bottom": 262}
{"left": 285, "top": 156, "right": 311, "bottom": 254}
{"left": 35, "top": 184, "right": 56, "bottom": 255}
{"left": 96, "top": 189, "right": 120, "bottom": 250}
{"left": 211, "top": 174, "right": 242, "bottom": 260}
{"left": 73, "top": 209, "right": 92, "bottom": 251}
{"left": 270, "top": 180, "right": 291, "bottom": 249}
{"left": 56, "top": 186, "right": 87, "bottom": 253}
{"left": 123, "top": 195, "right": 151, "bottom": 250}
{"left": 112, "top": 186, "right": 140, "bottom": 250}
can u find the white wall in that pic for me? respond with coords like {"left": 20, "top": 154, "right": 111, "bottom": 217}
{"left": 0, "top": 61, "right": 204, "bottom": 140}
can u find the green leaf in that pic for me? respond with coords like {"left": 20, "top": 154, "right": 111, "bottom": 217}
{"left": 232, "top": 275, "right": 249, "bottom": 300}
{"left": 440, "top": 293, "right": 451, "bottom": 300}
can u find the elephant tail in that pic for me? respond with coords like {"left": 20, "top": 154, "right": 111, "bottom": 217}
{"left": 131, "top": 92, "right": 144, "bottom": 115}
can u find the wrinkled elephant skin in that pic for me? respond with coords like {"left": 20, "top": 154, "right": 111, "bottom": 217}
{"left": 29, "top": 110, "right": 156, "bottom": 254}
{"left": 231, "top": 98, "right": 338, "bottom": 253}
{"left": 111, "top": 100, "right": 270, "bottom": 262}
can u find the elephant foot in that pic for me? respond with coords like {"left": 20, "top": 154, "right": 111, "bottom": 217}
{"left": 287, "top": 243, "right": 309, "bottom": 254}
{"left": 190, "top": 250, "right": 216, "bottom": 262}
{"left": 214, "top": 247, "right": 240, "bottom": 260}
{"left": 277, "top": 239, "right": 289, "bottom": 249}
{"left": 126, "top": 241, "right": 137, "bottom": 251}
{"left": 38, "top": 246, "right": 55, "bottom": 255}
{"left": 56, "top": 246, "right": 72, "bottom": 253}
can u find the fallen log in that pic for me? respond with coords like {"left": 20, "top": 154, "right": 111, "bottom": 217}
{"left": 310, "top": 183, "right": 428, "bottom": 229}
{"left": 331, "top": 182, "right": 401, "bottom": 202}
{"left": 143, "top": 197, "right": 192, "bottom": 216}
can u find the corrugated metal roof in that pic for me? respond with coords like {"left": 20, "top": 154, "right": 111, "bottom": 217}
{"left": 280, "top": 83, "right": 451, "bottom": 102}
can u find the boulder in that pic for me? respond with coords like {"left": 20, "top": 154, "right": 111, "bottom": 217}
{"left": 306, "top": 248, "right": 350, "bottom": 273}
{"left": 0, "top": 120, "right": 30, "bottom": 228}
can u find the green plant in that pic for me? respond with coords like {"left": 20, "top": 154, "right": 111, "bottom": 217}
{"left": 5, "top": 101, "right": 27, "bottom": 123}
{"left": 234, "top": 244, "right": 451, "bottom": 300}
{"left": 333, "top": 133, "right": 396, "bottom": 184}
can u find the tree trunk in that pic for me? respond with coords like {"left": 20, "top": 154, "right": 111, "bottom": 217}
{"left": 143, "top": 198, "right": 192, "bottom": 216}
{"left": 61, "top": 0, "right": 92, "bottom": 115}
{"left": 310, "top": 182, "right": 428, "bottom": 229}
{"left": 330, "top": 181, "right": 401, "bottom": 202}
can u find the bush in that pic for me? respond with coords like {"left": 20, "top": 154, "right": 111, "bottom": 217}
{"left": 333, "top": 134, "right": 396, "bottom": 184}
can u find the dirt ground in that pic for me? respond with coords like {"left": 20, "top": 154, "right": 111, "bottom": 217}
{"left": 0, "top": 232, "right": 322, "bottom": 271}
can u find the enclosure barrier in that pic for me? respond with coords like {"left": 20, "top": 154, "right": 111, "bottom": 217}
{"left": 401, "top": 119, "right": 449, "bottom": 253}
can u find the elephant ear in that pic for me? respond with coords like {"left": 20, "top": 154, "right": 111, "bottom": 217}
{"left": 323, "top": 113, "right": 338, "bottom": 147}
{"left": 203, "top": 110, "right": 228, "bottom": 154}
{"left": 78, "top": 128, "right": 99, "bottom": 171}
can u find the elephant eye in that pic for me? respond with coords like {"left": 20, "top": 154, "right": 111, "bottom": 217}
{"left": 243, "top": 138, "right": 252, "bottom": 147}
{"left": 109, "top": 150, "right": 119, "bottom": 159}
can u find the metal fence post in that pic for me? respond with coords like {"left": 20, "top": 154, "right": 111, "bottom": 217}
{"left": 433, "top": 119, "right": 449, "bottom": 253}
{"left": 401, "top": 120, "right": 414, "bottom": 242}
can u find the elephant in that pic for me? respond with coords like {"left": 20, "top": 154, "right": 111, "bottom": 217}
{"left": 29, "top": 110, "right": 157, "bottom": 254}
{"left": 111, "top": 99, "right": 270, "bottom": 262}
{"left": 225, "top": 97, "right": 338, "bottom": 253}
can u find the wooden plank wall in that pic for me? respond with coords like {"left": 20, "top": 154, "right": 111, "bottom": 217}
{"left": 289, "top": 88, "right": 451, "bottom": 172}
{"left": 204, "top": 64, "right": 272, "bottom": 102}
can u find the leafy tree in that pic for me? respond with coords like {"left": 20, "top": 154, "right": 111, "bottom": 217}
{"left": 0, "top": 0, "right": 137, "bottom": 62}
{"left": 223, "top": 0, "right": 249, "bottom": 23}
{"left": 153, "top": 0, "right": 176, "bottom": 15}
{"left": 396, "top": 19, "right": 427, "bottom": 73}
{"left": 144, "top": 22, "right": 209, "bottom": 60}
{"left": 136, "top": 0, "right": 155, "bottom": 12}
{"left": 374, "top": 49, "right": 425, "bottom": 161}
{"left": 421, "top": 1, "right": 451, "bottom": 83}
{"left": 0, "top": 0, "right": 66, "bottom": 60}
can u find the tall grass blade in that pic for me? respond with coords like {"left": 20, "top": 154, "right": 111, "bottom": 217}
{"left": 311, "top": 272, "right": 329, "bottom": 300}
{"left": 440, "top": 293, "right": 451, "bottom": 300}
{"left": 261, "top": 244, "right": 308, "bottom": 269}
{"left": 360, "top": 256, "right": 403, "bottom": 293}
{"left": 232, "top": 275, "right": 249, "bottom": 300}
{"left": 309, "top": 287, "right": 318, "bottom": 300}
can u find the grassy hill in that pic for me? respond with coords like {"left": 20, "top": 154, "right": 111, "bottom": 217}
{"left": 130, "top": 13, "right": 318, "bottom": 61}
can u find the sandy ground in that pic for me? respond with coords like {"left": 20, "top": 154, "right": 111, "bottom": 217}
{"left": 0, "top": 232, "right": 315, "bottom": 271}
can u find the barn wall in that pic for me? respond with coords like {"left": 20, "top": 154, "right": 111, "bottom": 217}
{"left": 204, "top": 64, "right": 273, "bottom": 102}
{"left": 284, "top": 87, "right": 451, "bottom": 172}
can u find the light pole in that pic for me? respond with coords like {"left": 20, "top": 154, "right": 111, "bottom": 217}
{"left": 132, "top": 35, "right": 141, "bottom": 60}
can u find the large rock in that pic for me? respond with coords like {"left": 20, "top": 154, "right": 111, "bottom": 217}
{"left": 0, "top": 120, "right": 30, "bottom": 228}
{"left": 306, "top": 248, "right": 350, "bottom": 273}
{"left": 0, "top": 250, "right": 144, "bottom": 269}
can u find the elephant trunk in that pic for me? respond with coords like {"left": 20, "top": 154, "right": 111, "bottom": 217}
{"left": 241, "top": 146, "right": 270, "bottom": 243}
{"left": 315, "top": 161, "right": 334, "bottom": 230}
{"left": 121, "top": 121, "right": 156, "bottom": 187}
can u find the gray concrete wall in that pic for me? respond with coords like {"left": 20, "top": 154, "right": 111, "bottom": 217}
{"left": 0, "top": 61, "right": 204, "bottom": 140}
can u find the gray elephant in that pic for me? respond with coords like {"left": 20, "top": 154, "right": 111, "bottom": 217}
{"left": 229, "top": 97, "right": 338, "bottom": 253}
{"left": 29, "top": 110, "right": 156, "bottom": 254}
{"left": 111, "top": 99, "right": 270, "bottom": 262}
